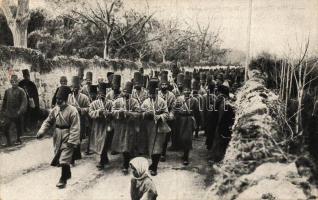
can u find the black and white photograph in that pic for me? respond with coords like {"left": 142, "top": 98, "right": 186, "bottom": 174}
{"left": 0, "top": 0, "right": 317, "bottom": 199}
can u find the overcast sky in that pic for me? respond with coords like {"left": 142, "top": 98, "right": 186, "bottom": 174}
{"left": 29, "top": 0, "right": 318, "bottom": 57}
{"left": 124, "top": 0, "right": 318, "bottom": 57}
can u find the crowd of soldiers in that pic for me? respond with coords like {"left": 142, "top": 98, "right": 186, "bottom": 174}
{"left": 2, "top": 66, "right": 244, "bottom": 188}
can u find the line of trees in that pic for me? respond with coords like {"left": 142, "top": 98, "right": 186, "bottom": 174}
{"left": 0, "top": 0, "right": 237, "bottom": 66}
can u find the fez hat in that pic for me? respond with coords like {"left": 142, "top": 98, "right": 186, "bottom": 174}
{"left": 139, "top": 67, "right": 144, "bottom": 74}
{"left": 22, "top": 69, "right": 30, "bottom": 76}
{"left": 123, "top": 81, "right": 133, "bottom": 94}
{"left": 10, "top": 74, "right": 18, "bottom": 81}
{"left": 149, "top": 79, "right": 159, "bottom": 95}
{"left": 98, "top": 82, "right": 107, "bottom": 94}
{"left": 133, "top": 72, "right": 143, "bottom": 86}
{"left": 78, "top": 67, "right": 84, "bottom": 78}
{"left": 90, "top": 85, "right": 98, "bottom": 94}
{"left": 143, "top": 75, "right": 149, "bottom": 88}
{"left": 207, "top": 74, "right": 213, "bottom": 84}
{"left": 112, "top": 74, "right": 121, "bottom": 88}
{"left": 171, "top": 65, "right": 180, "bottom": 76}
{"left": 72, "top": 76, "right": 81, "bottom": 86}
{"left": 192, "top": 80, "right": 200, "bottom": 91}
{"left": 107, "top": 72, "right": 114, "bottom": 77}
{"left": 160, "top": 72, "right": 169, "bottom": 84}
{"left": 86, "top": 72, "right": 93, "bottom": 81}
{"left": 56, "top": 86, "right": 71, "bottom": 101}
{"left": 200, "top": 72, "right": 207, "bottom": 81}
{"left": 154, "top": 71, "right": 160, "bottom": 78}
{"left": 177, "top": 73, "right": 185, "bottom": 85}
{"left": 184, "top": 78, "right": 192, "bottom": 90}
{"left": 185, "top": 71, "right": 191, "bottom": 80}
{"left": 60, "top": 76, "right": 67, "bottom": 82}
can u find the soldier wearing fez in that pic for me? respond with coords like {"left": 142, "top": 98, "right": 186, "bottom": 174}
{"left": 132, "top": 72, "right": 148, "bottom": 155}
{"left": 106, "top": 74, "right": 122, "bottom": 101}
{"left": 158, "top": 71, "right": 176, "bottom": 162}
{"left": 141, "top": 79, "right": 170, "bottom": 176}
{"left": 111, "top": 81, "right": 140, "bottom": 174}
{"left": 18, "top": 69, "right": 40, "bottom": 131}
{"left": 1, "top": 75, "right": 28, "bottom": 146}
{"left": 37, "top": 86, "right": 81, "bottom": 188}
{"left": 192, "top": 79, "right": 204, "bottom": 139}
{"left": 51, "top": 76, "right": 71, "bottom": 108}
{"left": 199, "top": 72, "right": 207, "bottom": 96}
{"left": 81, "top": 72, "right": 97, "bottom": 102}
{"left": 89, "top": 82, "right": 113, "bottom": 170}
{"left": 173, "top": 77, "right": 200, "bottom": 165}
{"left": 68, "top": 76, "right": 90, "bottom": 164}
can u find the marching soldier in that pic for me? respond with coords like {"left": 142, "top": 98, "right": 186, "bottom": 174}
{"left": 172, "top": 73, "right": 185, "bottom": 98}
{"left": 173, "top": 77, "right": 200, "bottom": 165}
{"left": 111, "top": 81, "right": 140, "bottom": 174}
{"left": 37, "top": 86, "right": 81, "bottom": 188}
{"left": 158, "top": 72, "right": 176, "bottom": 162}
{"left": 89, "top": 82, "right": 113, "bottom": 169}
{"left": 141, "top": 79, "right": 169, "bottom": 176}
{"left": 106, "top": 74, "right": 122, "bottom": 101}
{"left": 105, "top": 72, "right": 114, "bottom": 94}
{"left": 68, "top": 76, "right": 90, "bottom": 164}
{"left": 81, "top": 72, "right": 97, "bottom": 102}
{"left": 132, "top": 72, "right": 148, "bottom": 154}
{"left": 192, "top": 79, "right": 204, "bottom": 138}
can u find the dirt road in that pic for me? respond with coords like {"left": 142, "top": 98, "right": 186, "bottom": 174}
{"left": 0, "top": 135, "right": 213, "bottom": 200}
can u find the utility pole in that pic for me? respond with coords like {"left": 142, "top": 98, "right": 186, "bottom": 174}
{"left": 245, "top": 0, "right": 252, "bottom": 81}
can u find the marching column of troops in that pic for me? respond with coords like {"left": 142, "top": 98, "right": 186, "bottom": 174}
{"left": 2, "top": 66, "right": 244, "bottom": 189}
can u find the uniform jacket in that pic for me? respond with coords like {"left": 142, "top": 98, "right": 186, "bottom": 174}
{"left": 2, "top": 87, "right": 28, "bottom": 118}
{"left": 89, "top": 98, "right": 113, "bottom": 154}
{"left": 38, "top": 104, "right": 80, "bottom": 166}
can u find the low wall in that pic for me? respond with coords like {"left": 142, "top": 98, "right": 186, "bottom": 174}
{"left": 206, "top": 69, "right": 287, "bottom": 199}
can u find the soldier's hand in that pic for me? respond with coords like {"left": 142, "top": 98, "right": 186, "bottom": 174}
{"left": 154, "top": 115, "right": 161, "bottom": 122}
{"left": 36, "top": 132, "right": 44, "bottom": 139}
{"left": 66, "top": 142, "right": 75, "bottom": 148}
{"left": 98, "top": 109, "right": 104, "bottom": 116}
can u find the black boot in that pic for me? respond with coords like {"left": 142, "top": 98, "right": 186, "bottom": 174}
{"left": 150, "top": 154, "right": 160, "bottom": 176}
{"left": 97, "top": 152, "right": 109, "bottom": 170}
{"left": 183, "top": 150, "right": 190, "bottom": 166}
{"left": 122, "top": 153, "right": 130, "bottom": 175}
{"left": 56, "top": 164, "right": 71, "bottom": 188}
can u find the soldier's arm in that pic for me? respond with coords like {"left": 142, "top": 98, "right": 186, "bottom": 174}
{"left": 37, "top": 108, "right": 56, "bottom": 137}
{"left": 79, "top": 95, "right": 90, "bottom": 114}
{"left": 88, "top": 101, "right": 100, "bottom": 119}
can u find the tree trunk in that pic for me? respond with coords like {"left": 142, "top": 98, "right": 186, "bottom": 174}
{"left": 10, "top": 23, "right": 28, "bottom": 47}
{"left": 103, "top": 39, "right": 109, "bottom": 59}
{"left": 1, "top": 0, "right": 30, "bottom": 48}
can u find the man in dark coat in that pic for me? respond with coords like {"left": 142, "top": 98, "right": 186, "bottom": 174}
{"left": 18, "top": 69, "right": 39, "bottom": 131}
{"left": 208, "top": 84, "right": 235, "bottom": 163}
{"left": 1, "top": 75, "right": 28, "bottom": 146}
{"left": 37, "top": 86, "right": 81, "bottom": 188}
